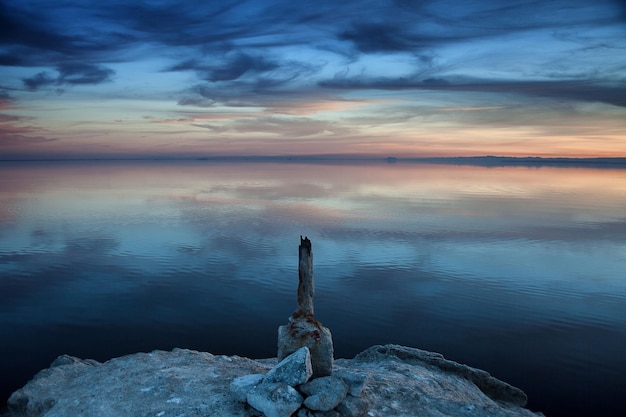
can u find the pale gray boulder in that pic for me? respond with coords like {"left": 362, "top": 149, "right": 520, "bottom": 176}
{"left": 246, "top": 382, "right": 303, "bottom": 417}
{"left": 331, "top": 369, "right": 368, "bottom": 397}
{"left": 229, "top": 374, "right": 264, "bottom": 402}
{"left": 264, "top": 346, "right": 312, "bottom": 386}
{"left": 300, "top": 376, "right": 349, "bottom": 411}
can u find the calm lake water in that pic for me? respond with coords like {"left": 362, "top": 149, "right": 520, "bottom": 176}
{"left": 1, "top": 160, "right": 625, "bottom": 417}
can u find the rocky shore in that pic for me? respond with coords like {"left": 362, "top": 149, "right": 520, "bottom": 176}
{"left": 7, "top": 344, "right": 543, "bottom": 417}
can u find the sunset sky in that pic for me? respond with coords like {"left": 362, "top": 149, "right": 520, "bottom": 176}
{"left": 1, "top": 0, "right": 625, "bottom": 159}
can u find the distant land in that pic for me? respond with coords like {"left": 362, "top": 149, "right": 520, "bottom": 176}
{"left": 385, "top": 155, "right": 626, "bottom": 168}
{"left": 1, "top": 155, "right": 626, "bottom": 168}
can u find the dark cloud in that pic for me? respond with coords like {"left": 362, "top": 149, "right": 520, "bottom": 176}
{"left": 0, "top": 134, "right": 57, "bottom": 147}
{"left": 22, "top": 72, "right": 56, "bottom": 91}
{"left": 336, "top": 1, "right": 626, "bottom": 55}
{"left": 22, "top": 64, "right": 115, "bottom": 91}
{"left": 176, "top": 56, "right": 323, "bottom": 109}
{"left": 422, "top": 77, "right": 449, "bottom": 86}
{"left": 165, "top": 59, "right": 201, "bottom": 72}
{"left": 3, "top": 0, "right": 624, "bottom": 83}
{"left": 340, "top": 22, "right": 418, "bottom": 53}
{"left": 321, "top": 75, "right": 626, "bottom": 107}
{"left": 57, "top": 63, "right": 115, "bottom": 85}
{"left": 207, "top": 53, "right": 278, "bottom": 82}
{"left": 101, "top": 1, "right": 249, "bottom": 47}
{"left": 1, "top": 0, "right": 303, "bottom": 70}
{"left": 177, "top": 97, "right": 215, "bottom": 108}
{"left": 0, "top": 2, "right": 132, "bottom": 68}
{"left": 482, "top": 81, "right": 626, "bottom": 108}
{"left": 167, "top": 53, "right": 279, "bottom": 82}
{"left": 0, "top": 53, "right": 27, "bottom": 67}
{"left": 2, "top": 0, "right": 623, "bottom": 63}
{"left": 0, "top": 2, "right": 75, "bottom": 58}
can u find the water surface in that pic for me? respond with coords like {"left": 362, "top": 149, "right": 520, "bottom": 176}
{"left": 1, "top": 161, "right": 625, "bottom": 417}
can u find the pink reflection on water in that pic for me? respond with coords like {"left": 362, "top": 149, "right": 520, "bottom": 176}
{"left": 2, "top": 160, "right": 626, "bottom": 228}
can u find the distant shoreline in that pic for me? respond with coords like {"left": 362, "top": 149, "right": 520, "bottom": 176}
{"left": 388, "top": 155, "right": 626, "bottom": 168}
{"left": 1, "top": 155, "right": 626, "bottom": 169}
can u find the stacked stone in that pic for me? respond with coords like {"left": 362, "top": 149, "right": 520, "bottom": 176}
{"left": 230, "top": 347, "right": 369, "bottom": 417}
{"left": 230, "top": 237, "right": 367, "bottom": 416}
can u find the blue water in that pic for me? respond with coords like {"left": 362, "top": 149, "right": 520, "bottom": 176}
{"left": 1, "top": 160, "right": 625, "bottom": 417}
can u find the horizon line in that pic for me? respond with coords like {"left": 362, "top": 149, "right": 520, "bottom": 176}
{"left": 2, "top": 154, "right": 626, "bottom": 163}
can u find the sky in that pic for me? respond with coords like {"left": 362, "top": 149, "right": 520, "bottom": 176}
{"left": 1, "top": 0, "right": 625, "bottom": 159}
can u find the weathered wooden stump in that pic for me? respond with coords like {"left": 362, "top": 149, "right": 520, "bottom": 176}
{"left": 297, "top": 236, "right": 314, "bottom": 316}
{"left": 277, "top": 236, "right": 334, "bottom": 378}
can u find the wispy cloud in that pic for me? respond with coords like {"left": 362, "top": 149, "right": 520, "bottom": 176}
{"left": 192, "top": 115, "right": 352, "bottom": 138}
{"left": 0, "top": 90, "right": 12, "bottom": 110}
{"left": 0, "top": 94, "right": 56, "bottom": 149}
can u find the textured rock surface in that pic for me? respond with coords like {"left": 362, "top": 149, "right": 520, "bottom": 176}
{"left": 230, "top": 374, "right": 265, "bottom": 402}
{"left": 7, "top": 344, "right": 544, "bottom": 417}
{"left": 264, "top": 347, "right": 312, "bottom": 386}
{"left": 246, "top": 382, "right": 303, "bottom": 417}
{"left": 331, "top": 369, "right": 368, "bottom": 397}
{"left": 336, "top": 396, "right": 370, "bottom": 417}
{"left": 353, "top": 344, "right": 529, "bottom": 407}
{"left": 300, "top": 376, "right": 348, "bottom": 411}
{"left": 8, "top": 349, "right": 268, "bottom": 417}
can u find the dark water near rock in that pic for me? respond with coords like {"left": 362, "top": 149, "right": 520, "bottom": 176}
{"left": 1, "top": 160, "right": 625, "bottom": 417}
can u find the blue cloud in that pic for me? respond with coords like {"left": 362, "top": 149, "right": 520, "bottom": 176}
{"left": 22, "top": 64, "right": 115, "bottom": 91}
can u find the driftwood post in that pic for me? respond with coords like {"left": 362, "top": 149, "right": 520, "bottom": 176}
{"left": 297, "top": 236, "right": 314, "bottom": 316}
{"left": 277, "top": 236, "right": 334, "bottom": 377}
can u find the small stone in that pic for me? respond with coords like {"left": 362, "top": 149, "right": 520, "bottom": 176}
{"left": 230, "top": 374, "right": 265, "bottom": 402}
{"left": 336, "top": 396, "right": 370, "bottom": 417}
{"left": 300, "top": 376, "right": 349, "bottom": 412}
{"left": 297, "top": 408, "right": 315, "bottom": 417}
{"left": 265, "top": 347, "right": 312, "bottom": 386}
{"left": 247, "top": 382, "right": 303, "bottom": 417}
{"left": 333, "top": 369, "right": 369, "bottom": 397}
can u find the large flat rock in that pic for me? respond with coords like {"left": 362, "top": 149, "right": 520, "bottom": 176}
{"left": 7, "top": 345, "right": 544, "bottom": 417}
